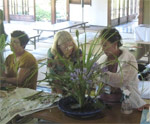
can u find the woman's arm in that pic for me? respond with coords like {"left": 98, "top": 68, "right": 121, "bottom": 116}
{"left": 103, "top": 60, "right": 138, "bottom": 88}
{"left": 0, "top": 67, "right": 31, "bottom": 87}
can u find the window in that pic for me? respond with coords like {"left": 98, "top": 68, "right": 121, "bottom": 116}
{"left": 129, "top": 0, "right": 133, "bottom": 15}
{"left": 9, "top": 0, "right": 34, "bottom": 15}
{"left": 56, "top": 0, "right": 67, "bottom": 22}
{"left": 111, "top": 0, "right": 119, "bottom": 19}
{"left": 0, "top": 0, "right": 3, "bottom": 10}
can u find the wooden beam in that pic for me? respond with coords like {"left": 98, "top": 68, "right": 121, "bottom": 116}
{"left": 33, "top": 0, "right": 36, "bottom": 21}
{"left": 51, "top": 0, "right": 56, "bottom": 24}
{"left": 3, "top": 0, "right": 10, "bottom": 23}
{"left": 70, "top": 0, "right": 91, "bottom": 5}
{"left": 107, "top": 0, "right": 111, "bottom": 26}
{"left": 118, "top": 0, "right": 120, "bottom": 24}
{"left": 139, "top": 0, "right": 144, "bottom": 24}
{"left": 66, "top": 0, "right": 70, "bottom": 21}
{"left": 127, "top": 0, "right": 129, "bottom": 22}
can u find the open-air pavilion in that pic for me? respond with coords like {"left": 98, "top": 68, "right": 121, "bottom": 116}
{"left": 0, "top": 0, "right": 150, "bottom": 124}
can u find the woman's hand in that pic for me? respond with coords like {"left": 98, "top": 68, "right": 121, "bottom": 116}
{"left": 138, "top": 104, "right": 150, "bottom": 111}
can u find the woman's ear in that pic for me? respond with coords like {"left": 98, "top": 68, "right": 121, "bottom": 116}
{"left": 114, "top": 42, "right": 118, "bottom": 49}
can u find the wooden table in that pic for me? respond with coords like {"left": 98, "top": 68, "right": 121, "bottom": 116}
{"left": 134, "top": 25, "right": 150, "bottom": 62}
{"left": 33, "top": 21, "right": 88, "bottom": 36}
{"left": 135, "top": 24, "right": 150, "bottom": 42}
{"left": 29, "top": 33, "right": 40, "bottom": 49}
{"left": 32, "top": 104, "right": 142, "bottom": 123}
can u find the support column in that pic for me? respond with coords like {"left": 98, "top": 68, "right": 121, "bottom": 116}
{"left": 127, "top": 0, "right": 129, "bottom": 22}
{"left": 139, "top": 0, "right": 144, "bottom": 24}
{"left": 33, "top": 0, "right": 36, "bottom": 21}
{"left": 4, "top": 0, "right": 10, "bottom": 23}
{"left": 51, "top": 0, "right": 56, "bottom": 24}
{"left": 118, "top": 0, "right": 121, "bottom": 24}
{"left": 66, "top": 0, "right": 70, "bottom": 21}
{"left": 107, "top": 0, "right": 111, "bottom": 26}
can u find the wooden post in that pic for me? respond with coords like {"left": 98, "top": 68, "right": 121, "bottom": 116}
{"left": 16, "top": 0, "right": 18, "bottom": 14}
{"left": 33, "top": 0, "right": 36, "bottom": 21}
{"left": 66, "top": 0, "right": 70, "bottom": 21}
{"left": 118, "top": 0, "right": 120, "bottom": 24}
{"left": 22, "top": 0, "right": 24, "bottom": 14}
{"left": 107, "top": 0, "right": 111, "bottom": 26}
{"left": 51, "top": 0, "right": 56, "bottom": 24}
{"left": 127, "top": 0, "right": 129, "bottom": 22}
{"left": 139, "top": 0, "right": 144, "bottom": 24}
{"left": 3, "top": 0, "right": 10, "bottom": 23}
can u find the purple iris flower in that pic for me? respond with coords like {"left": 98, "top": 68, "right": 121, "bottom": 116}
{"left": 101, "top": 66, "right": 108, "bottom": 73}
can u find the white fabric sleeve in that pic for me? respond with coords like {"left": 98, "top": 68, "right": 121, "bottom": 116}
{"left": 129, "top": 88, "right": 146, "bottom": 108}
{"left": 104, "top": 61, "right": 138, "bottom": 88}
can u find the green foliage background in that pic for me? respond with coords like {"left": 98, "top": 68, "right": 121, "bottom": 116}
{"left": 36, "top": 5, "right": 51, "bottom": 21}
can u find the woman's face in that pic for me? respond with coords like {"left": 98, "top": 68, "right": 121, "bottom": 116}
{"left": 102, "top": 40, "right": 118, "bottom": 58}
{"left": 10, "top": 37, "right": 23, "bottom": 53}
{"left": 58, "top": 41, "right": 74, "bottom": 58}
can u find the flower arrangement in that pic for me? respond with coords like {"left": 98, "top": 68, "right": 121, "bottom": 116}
{"left": 41, "top": 30, "right": 109, "bottom": 110}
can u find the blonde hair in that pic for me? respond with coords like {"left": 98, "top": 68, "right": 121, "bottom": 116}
{"left": 51, "top": 31, "right": 78, "bottom": 56}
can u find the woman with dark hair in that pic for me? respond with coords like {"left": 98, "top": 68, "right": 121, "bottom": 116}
{"left": 98, "top": 27, "right": 149, "bottom": 110}
{"left": 0, "top": 30, "right": 38, "bottom": 90}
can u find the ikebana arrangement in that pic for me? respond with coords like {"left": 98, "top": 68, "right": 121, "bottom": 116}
{"left": 40, "top": 30, "right": 122, "bottom": 118}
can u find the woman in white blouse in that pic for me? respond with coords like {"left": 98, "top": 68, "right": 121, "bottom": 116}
{"left": 98, "top": 27, "right": 149, "bottom": 110}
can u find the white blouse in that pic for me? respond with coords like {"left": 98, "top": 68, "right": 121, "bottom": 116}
{"left": 97, "top": 48, "right": 146, "bottom": 108}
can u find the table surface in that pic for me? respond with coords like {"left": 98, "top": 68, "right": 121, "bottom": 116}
{"left": 33, "top": 21, "right": 88, "bottom": 32}
{"left": 32, "top": 104, "right": 142, "bottom": 123}
{"left": 135, "top": 25, "right": 150, "bottom": 42}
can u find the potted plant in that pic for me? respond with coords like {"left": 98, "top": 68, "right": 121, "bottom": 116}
{"left": 39, "top": 30, "right": 116, "bottom": 118}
